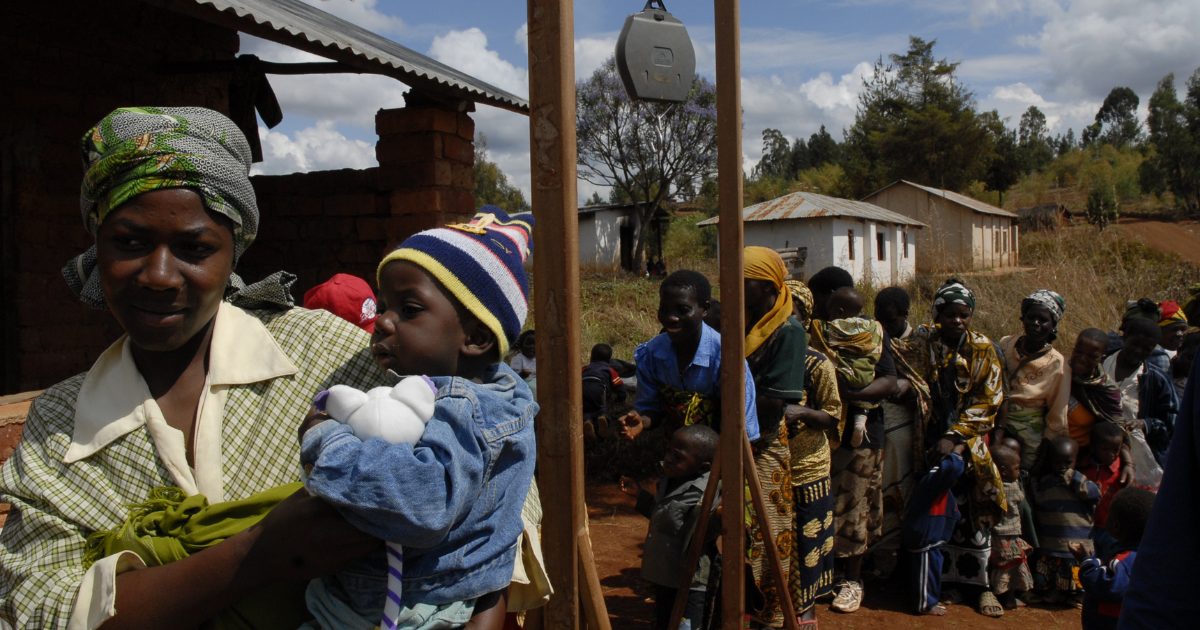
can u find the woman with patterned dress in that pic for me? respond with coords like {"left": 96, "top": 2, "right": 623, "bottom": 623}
{"left": 897, "top": 278, "right": 1007, "bottom": 617}
{"left": 783, "top": 280, "right": 843, "bottom": 625}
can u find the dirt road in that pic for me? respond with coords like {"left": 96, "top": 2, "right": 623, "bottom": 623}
{"left": 1118, "top": 218, "right": 1200, "bottom": 264}
{"left": 586, "top": 482, "right": 1080, "bottom": 629}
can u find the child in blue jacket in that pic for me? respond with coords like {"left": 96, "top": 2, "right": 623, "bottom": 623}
{"left": 300, "top": 209, "right": 539, "bottom": 629}
{"left": 1071, "top": 487, "right": 1155, "bottom": 630}
{"left": 902, "top": 445, "right": 966, "bottom": 615}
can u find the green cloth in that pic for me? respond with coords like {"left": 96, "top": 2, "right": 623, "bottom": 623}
{"left": 83, "top": 482, "right": 307, "bottom": 630}
{"left": 747, "top": 317, "right": 809, "bottom": 440}
{"left": 83, "top": 482, "right": 302, "bottom": 569}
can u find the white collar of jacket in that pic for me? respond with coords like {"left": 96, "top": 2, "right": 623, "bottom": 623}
{"left": 65, "top": 302, "right": 299, "bottom": 464}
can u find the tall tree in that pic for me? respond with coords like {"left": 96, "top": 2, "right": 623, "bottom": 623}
{"left": 473, "top": 135, "right": 529, "bottom": 212}
{"left": 806, "top": 125, "right": 840, "bottom": 168}
{"left": 1141, "top": 69, "right": 1200, "bottom": 214}
{"left": 753, "top": 128, "right": 793, "bottom": 180}
{"left": 1089, "top": 87, "right": 1143, "bottom": 148}
{"left": 841, "top": 36, "right": 993, "bottom": 196}
{"left": 981, "top": 111, "right": 1022, "bottom": 204}
{"left": 1018, "top": 105, "right": 1054, "bottom": 172}
{"left": 576, "top": 58, "right": 718, "bottom": 267}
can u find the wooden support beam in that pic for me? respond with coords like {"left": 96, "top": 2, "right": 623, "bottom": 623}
{"left": 526, "top": 1, "right": 590, "bottom": 628}
{"left": 714, "top": 0, "right": 746, "bottom": 627}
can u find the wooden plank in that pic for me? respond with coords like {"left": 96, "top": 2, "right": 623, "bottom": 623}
{"left": 713, "top": 0, "right": 746, "bottom": 626}
{"left": 743, "top": 436, "right": 800, "bottom": 630}
{"left": 578, "top": 526, "right": 612, "bottom": 630}
{"left": 526, "top": 1, "right": 587, "bottom": 627}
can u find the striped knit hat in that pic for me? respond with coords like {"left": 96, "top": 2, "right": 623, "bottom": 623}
{"left": 377, "top": 206, "right": 534, "bottom": 355}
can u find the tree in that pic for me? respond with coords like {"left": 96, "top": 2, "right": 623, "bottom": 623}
{"left": 1018, "top": 106, "right": 1055, "bottom": 172}
{"left": 473, "top": 135, "right": 529, "bottom": 212}
{"left": 576, "top": 58, "right": 718, "bottom": 268}
{"left": 1086, "top": 172, "right": 1118, "bottom": 230}
{"left": 841, "top": 36, "right": 993, "bottom": 197}
{"left": 1055, "top": 128, "right": 1077, "bottom": 156}
{"left": 1088, "top": 87, "right": 1143, "bottom": 148}
{"left": 1141, "top": 69, "right": 1200, "bottom": 214}
{"left": 981, "top": 111, "right": 1022, "bottom": 204}
{"left": 806, "top": 125, "right": 840, "bottom": 169}
{"left": 753, "top": 128, "right": 793, "bottom": 180}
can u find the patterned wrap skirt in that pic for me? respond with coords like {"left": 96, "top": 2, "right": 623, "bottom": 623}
{"left": 789, "top": 477, "right": 835, "bottom": 612}
{"left": 745, "top": 429, "right": 794, "bottom": 627}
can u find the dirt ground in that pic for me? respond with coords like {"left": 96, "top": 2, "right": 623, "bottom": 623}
{"left": 586, "top": 481, "right": 1081, "bottom": 629}
{"left": 1117, "top": 217, "right": 1200, "bottom": 264}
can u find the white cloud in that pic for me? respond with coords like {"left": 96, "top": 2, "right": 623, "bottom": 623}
{"left": 1023, "top": 0, "right": 1200, "bottom": 100}
{"left": 253, "top": 121, "right": 376, "bottom": 175}
{"left": 575, "top": 35, "right": 618, "bottom": 82}
{"left": 740, "top": 62, "right": 873, "bottom": 168}
{"left": 429, "top": 28, "right": 528, "bottom": 96}
{"left": 981, "top": 81, "right": 1100, "bottom": 134}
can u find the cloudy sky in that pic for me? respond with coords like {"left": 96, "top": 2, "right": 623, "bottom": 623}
{"left": 247, "top": 0, "right": 1200, "bottom": 202}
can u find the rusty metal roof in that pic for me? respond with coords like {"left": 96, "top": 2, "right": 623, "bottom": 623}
{"left": 149, "top": 0, "right": 528, "bottom": 114}
{"left": 696, "top": 191, "right": 926, "bottom": 227}
{"left": 871, "top": 180, "right": 1017, "bottom": 218}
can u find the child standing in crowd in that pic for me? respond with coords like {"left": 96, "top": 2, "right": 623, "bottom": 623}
{"left": 510, "top": 330, "right": 537, "bottom": 380}
{"left": 1103, "top": 318, "right": 1179, "bottom": 463}
{"left": 1067, "top": 329, "right": 1125, "bottom": 448}
{"left": 300, "top": 209, "right": 539, "bottom": 628}
{"left": 1079, "top": 422, "right": 1128, "bottom": 558}
{"left": 1032, "top": 436, "right": 1100, "bottom": 606}
{"left": 627, "top": 424, "right": 720, "bottom": 630}
{"left": 988, "top": 445, "right": 1034, "bottom": 612}
{"left": 902, "top": 445, "right": 966, "bottom": 616}
{"left": 1072, "top": 488, "right": 1156, "bottom": 630}
{"left": 619, "top": 270, "right": 759, "bottom": 443}
{"left": 997, "top": 290, "right": 1070, "bottom": 471}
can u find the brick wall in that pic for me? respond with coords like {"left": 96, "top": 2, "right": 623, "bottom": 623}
{"left": 1, "top": 0, "right": 237, "bottom": 392}
{"left": 240, "top": 105, "right": 477, "bottom": 302}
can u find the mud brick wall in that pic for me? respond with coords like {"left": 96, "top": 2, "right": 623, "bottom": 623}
{"left": 1, "top": 0, "right": 237, "bottom": 392}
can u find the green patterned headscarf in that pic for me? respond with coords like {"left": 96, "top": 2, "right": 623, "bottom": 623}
{"left": 933, "top": 278, "right": 976, "bottom": 313}
{"left": 64, "top": 106, "right": 260, "bottom": 309}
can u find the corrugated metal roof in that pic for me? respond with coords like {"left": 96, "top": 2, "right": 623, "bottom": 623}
{"left": 696, "top": 191, "right": 927, "bottom": 227}
{"left": 895, "top": 180, "right": 1017, "bottom": 218}
{"left": 151, "top": 0, "right": 528, "bottom": 114}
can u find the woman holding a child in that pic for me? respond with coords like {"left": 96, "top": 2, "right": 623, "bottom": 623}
{"left": 898, "top": 278, "right": 1007, "bottom": 617}
{"left": 0, "top": 107, "right": 539, "bottom": 629}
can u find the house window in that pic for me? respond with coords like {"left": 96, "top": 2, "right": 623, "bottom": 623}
{"left": 902, "top": 231, "right": 909, "bottom": 258}
{"left": 848, "top": 229, "right": 855, "bottom": 261}
{"left": 876, "top": 232, "right": 886, "bottom": 261}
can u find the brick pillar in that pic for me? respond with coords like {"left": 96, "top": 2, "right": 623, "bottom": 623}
{"left": 375, "top": 97, "right": 476, "bottom": 242}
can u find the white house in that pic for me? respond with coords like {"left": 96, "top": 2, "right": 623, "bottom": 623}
{"left": 697, "top": 191, "right": 926, "bottom": 285}
{"left": 577, "top": 202, "right": 668, "bottom": 271}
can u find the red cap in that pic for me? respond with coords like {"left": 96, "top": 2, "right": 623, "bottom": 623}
{"left": 303, "top": 273, "right": 378, "bottom": 333}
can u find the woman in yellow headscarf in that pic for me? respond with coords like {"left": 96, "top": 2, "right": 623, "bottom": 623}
{"left": 743, "top": 246, "right": 834, "bottom": 626}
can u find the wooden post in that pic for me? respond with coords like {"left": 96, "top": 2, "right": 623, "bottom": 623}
{"left": 526, "top": 1, "right": 587, "bottom": 628}
{"left": 714, "top": 0, "right": 746, "bottom": 627}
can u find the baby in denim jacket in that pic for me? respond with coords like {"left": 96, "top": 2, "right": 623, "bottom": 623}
{"left": 300, "top": 208, "right": 539, "bottom": 629}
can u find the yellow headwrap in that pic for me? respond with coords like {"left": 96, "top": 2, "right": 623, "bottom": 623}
{"left": 744, "top": 246, "right": 793, "bottom": 357}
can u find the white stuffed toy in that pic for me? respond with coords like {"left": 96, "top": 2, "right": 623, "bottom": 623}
{"left": 314, "top": 374, "right": 438, "bottom": 630}
{"left": 322, "top": 375, "right": 437, "bottom": 445}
